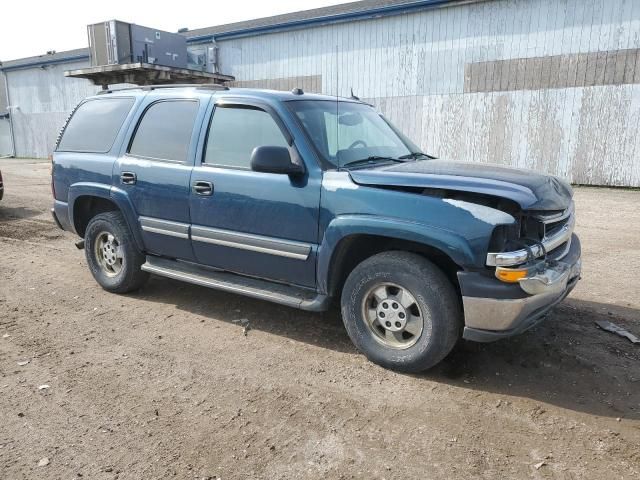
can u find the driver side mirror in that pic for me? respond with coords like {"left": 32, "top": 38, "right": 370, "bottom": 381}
{"left": 250, "top": 146, "right": 304, "bottom": 176}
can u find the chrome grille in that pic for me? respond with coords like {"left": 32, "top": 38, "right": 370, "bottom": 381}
{"left": 533, "top": 206, "right": 573, "bottom": 240}
{"left": 487, "top": 201, "right": 575, "bottom": 267}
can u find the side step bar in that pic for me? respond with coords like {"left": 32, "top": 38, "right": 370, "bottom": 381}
{"left": 141, "top": 256, "right": 330, "bottom": 312}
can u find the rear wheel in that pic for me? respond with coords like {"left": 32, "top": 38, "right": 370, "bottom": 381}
{"left": 84, "top": 211, "right": 148, "bottom": 293}
{"left": 341, "top": 251, "right": 462, "bottom": 372}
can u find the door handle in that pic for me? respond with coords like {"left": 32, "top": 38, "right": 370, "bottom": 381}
{"left": 120, "top": 172, "right": 137, "bottom": 185}
{"left": 193, "top": 181, "right": 213, "bottom": 196}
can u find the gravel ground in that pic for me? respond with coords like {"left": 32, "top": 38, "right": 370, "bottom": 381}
{"left": 1, "top": 158, "right": 639, "bottom": 479}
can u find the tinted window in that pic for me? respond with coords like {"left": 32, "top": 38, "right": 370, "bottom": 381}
{"left": 204, "top": 106, "right": 288, "bottom": 168}
{"left": 57, "top": 98, "right": 134, "bottom": 153}
{"left": 129, "top": 100, "right": 198, "bottom": 162}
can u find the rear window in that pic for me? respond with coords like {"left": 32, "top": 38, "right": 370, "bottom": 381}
{"left": 57, "top": 98, "right": 134, "bottom": 153}
{"left": 128, "top": 100, "right": 199, "bottom": 162}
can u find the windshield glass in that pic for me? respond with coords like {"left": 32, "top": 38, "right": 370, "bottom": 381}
{"left": 287, "top": 100, "right": 416, "bottom": 168}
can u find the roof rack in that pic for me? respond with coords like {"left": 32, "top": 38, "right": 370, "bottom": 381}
{"left": 97, "top": 84, "right": 230, "bottom": 95}
{"left": 66, "top": 63, "right": 234, "bottom": 91}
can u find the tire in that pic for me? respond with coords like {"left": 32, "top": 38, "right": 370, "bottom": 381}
{"left": 84, "top": 211, "right": 149, "bottom": 293}
{"left": 341, "top": 251, "right": 462, "bottom": 372}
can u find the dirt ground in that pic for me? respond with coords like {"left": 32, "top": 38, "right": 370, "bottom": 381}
{"left": 0, "top": 158, "right": 639, "bottom": 480}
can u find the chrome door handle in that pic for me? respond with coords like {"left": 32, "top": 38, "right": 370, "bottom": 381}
{"left": 120, "top": 171, "right": 137, "bottom": 185}
{"left": 193, "top": 181, "right": 213, "bottom": 196}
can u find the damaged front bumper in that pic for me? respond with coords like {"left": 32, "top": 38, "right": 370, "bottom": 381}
{"left": 458, "top": 234, "right": 582, "bottom": 342}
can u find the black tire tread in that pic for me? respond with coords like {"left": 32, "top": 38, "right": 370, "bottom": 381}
{"left": 84, "top": 211, "right": 148, "bottom": 293}
{"left": 341, "top": 251, "right": 462, "bottom": 372}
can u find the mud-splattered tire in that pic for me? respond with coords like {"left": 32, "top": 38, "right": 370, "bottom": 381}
{"left": 341, "top": 251, "right": 462, "bottom": 372}
{"left": 84, "top": 211, "right": 148, "bottom": 293}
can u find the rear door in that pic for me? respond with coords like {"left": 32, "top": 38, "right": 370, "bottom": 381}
{"left": 115, "top": 91, "right": 210, "bottom": 260}
{"left": 188, "top": 99, "right": 321, "bottom": 288}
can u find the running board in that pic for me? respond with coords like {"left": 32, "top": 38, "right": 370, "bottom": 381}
{"left": 141, "top": 256, "right": 330, "bottom": 312}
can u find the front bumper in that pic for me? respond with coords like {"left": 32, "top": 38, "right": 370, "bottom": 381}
{"left": 459, "top": 234, "right": 582, "bottom": 342}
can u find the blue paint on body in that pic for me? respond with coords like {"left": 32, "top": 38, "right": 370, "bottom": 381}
{"left": 52, "top": 87, "right": 574, "bottom": 301}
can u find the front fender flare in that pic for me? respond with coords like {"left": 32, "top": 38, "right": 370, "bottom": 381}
{"left": 316, "top": 215, "right": 477, "bottom": 295}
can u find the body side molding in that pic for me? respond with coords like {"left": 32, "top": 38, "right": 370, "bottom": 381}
{"left": 139, "top": 216, "right": 190, "bottom": 239}
{"left": 190, "top": 225, "right": 312, "bottom": 260}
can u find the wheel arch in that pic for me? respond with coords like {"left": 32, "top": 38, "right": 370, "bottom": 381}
{"left": 68, "top": 183, "right": 144, "bottom": 250}
{"left": 318, "top": 216, "right": 472, "bottom": 298}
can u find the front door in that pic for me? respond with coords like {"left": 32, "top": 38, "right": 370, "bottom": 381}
{"left": 116, "top": 94, "right": 209, "bottom": 261}
{"left": 189, "top": 101, "right": 321, "bottom": 288}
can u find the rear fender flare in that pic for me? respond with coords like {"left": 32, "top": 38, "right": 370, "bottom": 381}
{"left": 67, "top": 183, "right": 144, "bottom": 251}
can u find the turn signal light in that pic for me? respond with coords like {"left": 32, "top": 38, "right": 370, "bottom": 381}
{"left": 495, "top": 267, "right": 529, "bottom": 283}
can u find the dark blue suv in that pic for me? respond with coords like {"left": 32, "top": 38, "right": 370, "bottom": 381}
{"left": 51, "top": 85, "right": 581, "bottom": 371}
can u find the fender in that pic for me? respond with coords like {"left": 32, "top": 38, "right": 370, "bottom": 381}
{"left": 316, "top": 214, "right": 478, "bottom": 295}
{"left": 67, "top": 182, "right": 145, "bottom": 251}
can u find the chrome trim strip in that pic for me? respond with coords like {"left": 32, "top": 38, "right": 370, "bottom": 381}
{"left": 487, "top": 205, "right": 575, "bottom": 267}
{"left": 139, "top": 217, "right": 189, "bottom": 240}
{"left": 141, "top": 226, "right": 189, "bottom": 239}
{"left": 552, "top": 235, "right": 572, "bottom": 262}
{"left": 191, "top": 225, "right": 311, "bottom": 260}
{"left": 532, "top": 202, "right": 574, "bottom": 224}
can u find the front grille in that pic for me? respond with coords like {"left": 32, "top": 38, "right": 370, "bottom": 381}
{"left": 529, "top": 204, "right": 574, "bottom": 261}
{"left": 546, "top": 238, "right": 571, "bottom": 261}
{"left": 486, "top": 201, "right": 575, "bottom": 267}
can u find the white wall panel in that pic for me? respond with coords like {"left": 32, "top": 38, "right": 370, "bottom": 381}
{"left": 5, "top": 60, "right": 97, "bottom": 158}
{"left": 214, "top": 0, "right": 640, "bottom": 186}
{"left": 5, "top": 0, "right": 640, "bottom": 185}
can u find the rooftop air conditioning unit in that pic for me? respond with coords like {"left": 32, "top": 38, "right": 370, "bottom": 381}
{"left": 87, "top": 20, "right": 187, "bottom": 69}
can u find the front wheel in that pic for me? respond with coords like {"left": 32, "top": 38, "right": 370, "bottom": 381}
{"left": 341, "top": 251, "right": 462, "bottom": 372}
{"left": 84, "top": 211, "right": 149, "bottom": 293}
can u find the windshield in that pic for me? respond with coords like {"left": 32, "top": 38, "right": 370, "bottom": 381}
{"left": 287, "top": 100, "right": 419, "bottom": 168}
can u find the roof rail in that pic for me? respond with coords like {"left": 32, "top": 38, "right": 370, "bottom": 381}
{"left": 97, "top": 84, "right": 230, "bottom": 95}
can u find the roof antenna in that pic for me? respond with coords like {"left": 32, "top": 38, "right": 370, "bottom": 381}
{"left": 350, "top": 88, "right": 359, "bottom": 101}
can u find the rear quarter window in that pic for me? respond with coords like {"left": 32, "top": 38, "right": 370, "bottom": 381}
{"left": 57, "top": 97, "right": 134, "bottom": 153}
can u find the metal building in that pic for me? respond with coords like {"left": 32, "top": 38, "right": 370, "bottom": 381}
{"left": 0, "top": 70, "right": 12, "bottom": 157}
{"left": 2, "top": 0, "right": 640, "bottom": 186}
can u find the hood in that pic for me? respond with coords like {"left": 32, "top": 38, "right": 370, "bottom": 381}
{"left": 348, "top": 160, "right": 573, "bottom": 211}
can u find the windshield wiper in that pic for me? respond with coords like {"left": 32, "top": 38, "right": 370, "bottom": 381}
{"left": 398, "top": 151, "right": 434, "bottom": 160}
{"left": 342, "top": 156, "right": 407, "bottom": 168}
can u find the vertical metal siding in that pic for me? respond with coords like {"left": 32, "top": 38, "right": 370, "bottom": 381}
{"left": 5, "top": 60, "right": 98, "bottom": 158}
{"left": 215, "top": 0, "right": 640, "bottom": 186}
{"left": 0, "top": 73, "right": 8, "bottom": 113}
{"left": 4, "top": 0, "right": 640, "bottom": 184}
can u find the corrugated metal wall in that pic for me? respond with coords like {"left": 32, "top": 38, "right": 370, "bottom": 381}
{"left": 4, "top": 0, "right": 640, "bottom": 185}
{"left": 0, "top": 119, "right": 12, "bottom": 157}
{"left": 5, "top": 60, "right": 97, "bottom": 158}
{"left": 0, "top": 73, "right": 8, "bottom": 113}
{"left": 217, "top": 0, "right": 640, "bottom": 186}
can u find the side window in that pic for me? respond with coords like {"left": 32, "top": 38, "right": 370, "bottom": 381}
{"left": 204, "top": 106, "right": 288, "bottom": 169}
{"left": 57, "top": 98, "right": 134, "bottom": 153}
{"left": 129, "top": 100, "right": 198, "bottom": 162}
